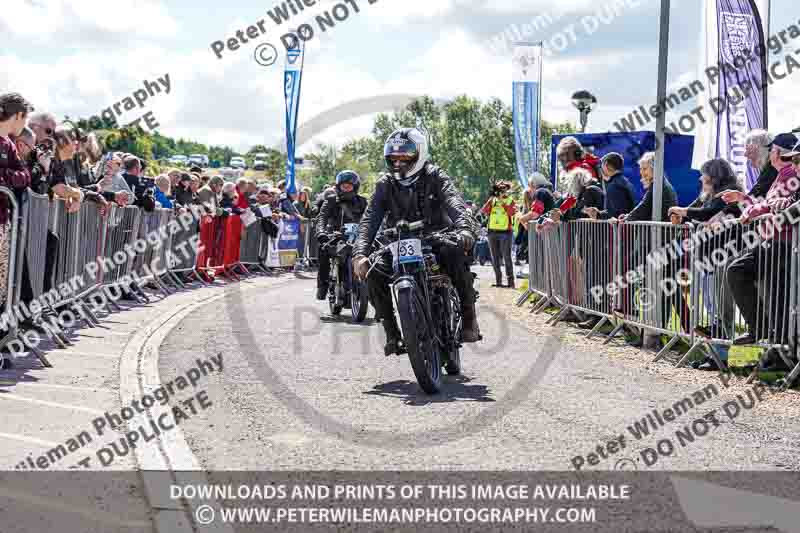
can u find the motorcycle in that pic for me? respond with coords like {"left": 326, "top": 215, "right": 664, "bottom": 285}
{"left": 368, "top": 219, "right": 462, "bottom": 394}
{"left": 326, "top": 222, "right": 370, "bottom": 322}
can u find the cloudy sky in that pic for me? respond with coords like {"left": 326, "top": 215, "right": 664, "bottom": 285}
{"left": 2, "top": 0, "right": 798, "bottom": 154}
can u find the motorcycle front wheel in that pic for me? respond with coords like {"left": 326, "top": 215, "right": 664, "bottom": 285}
{"left": 397, "top": 287, "right": 442, "bottom": 394}
{"left": 350, "top": 276, "right": 369, "bottom": 322}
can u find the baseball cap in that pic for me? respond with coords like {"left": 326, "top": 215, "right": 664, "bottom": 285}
{"left": 777, "top": 134, "right": 800, "bottom": 160}
{"left": 768, "top": 132, "right": 798, "bottom": 151}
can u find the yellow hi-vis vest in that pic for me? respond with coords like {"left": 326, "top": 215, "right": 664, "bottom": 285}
{"left": 488, "top": 197, "right": 513, "bottom": 231}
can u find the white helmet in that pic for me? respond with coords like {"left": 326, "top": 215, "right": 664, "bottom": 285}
{"left": 383, "top": 128, "right": 429, "bottom": 187}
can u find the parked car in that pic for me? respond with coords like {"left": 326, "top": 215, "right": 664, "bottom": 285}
{"left": 189, "top": 154, "right": 209, "bottom": 167}
{"left": 230, "top": 156, "right": 247, "bottom": 170}
{"left": 252, "top": 152, "right": 268, "bottom": 171}
{"left": 168, "top": 155, "right": 188, "bottom": 166}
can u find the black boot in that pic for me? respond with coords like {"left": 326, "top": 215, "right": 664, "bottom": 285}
{"left": 382, "top": 317, "right": 406, "bottom": 356}
{"left": 460, "top": 305, "right": 482, "bottom": 343}
{"left": 316, "top": 284, "right": 328, "bottom": 301}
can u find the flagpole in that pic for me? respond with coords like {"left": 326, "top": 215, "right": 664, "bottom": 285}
{"left": 652, "top": 0, "right": 670, "bottom": 222}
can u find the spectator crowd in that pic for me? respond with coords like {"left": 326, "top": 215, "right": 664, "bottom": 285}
{"left": 0, "top": 91, "right": 320, "bottom": 346}
{"left": 478, "top": 129, "right": 800, "bottom": 380}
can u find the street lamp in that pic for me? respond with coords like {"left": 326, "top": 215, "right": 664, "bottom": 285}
{"left": 571, "top": 90, "right": 598, "bottom": 133}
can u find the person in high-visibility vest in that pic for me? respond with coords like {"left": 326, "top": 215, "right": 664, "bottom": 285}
{"left": 480, "top": 180, "right": 517, "bottom": 288}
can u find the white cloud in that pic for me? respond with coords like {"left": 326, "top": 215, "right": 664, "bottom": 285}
{"left": 1, "top": 0, "right": 178, "bottom": 45}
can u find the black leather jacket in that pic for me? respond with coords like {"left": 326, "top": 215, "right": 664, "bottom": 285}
{"left": 353, "top": 163, "right": 476, "bottom": 258}
{"left": 317, "top": 190, "right": 368, "bottom": 239}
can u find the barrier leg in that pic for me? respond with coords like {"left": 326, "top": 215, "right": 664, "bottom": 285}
{"left": 26, "top": 342, "right": 52, "bottom": 368}
{"left": 156, "top": 275, "right": 172, "bottom": 297}
{"left": 781, "top": 360, "right": 800, "bottom": 390}
{"left": 705, "top": 343, "right": 730, "bottom": 374}
{"left": 531, "top": 296, "right": 551, "bottom": 314}
{"left": 602, "top": 321, "right": 626, "bottom": 345}
{"left": 70, "top": 300, "right": 99, "bottom": 327}
{"left": 586, "top": 316, "right": 609, "bottom": 340}
{"left": 674, "top": 340, "right": 704, "bottom": 368}
{"left": 515, "top": 288, "right": 534, "bottom": 307}
{"left": 169, "top": 271, "right": 186, "bottom": 289}
{"left": 547, "top": 306, "right": 570, "bottom": 326}
{"left": 193, "top": 268, "right": 210, "bottom": 285}
{"left": 45, "top": 306, "right": 74, "bottom": 345}
{"left": 653, "top": 334, "right": 680, "bottom": 362}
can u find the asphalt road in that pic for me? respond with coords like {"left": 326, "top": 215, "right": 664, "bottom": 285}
{"left": 158, "top": 266, "right": 800, "bottom": 473}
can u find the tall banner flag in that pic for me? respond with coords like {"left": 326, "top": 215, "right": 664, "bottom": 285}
{"left": 692, "top": 0, "right": 769, "bottom": 190}
{"left": 284, "top": 35, "right": 306, "bottom": 195}
{"left": 512, "top": 43, "right": 543, "bottom": 190}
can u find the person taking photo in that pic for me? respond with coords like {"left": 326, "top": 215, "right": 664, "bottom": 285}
{"left": 480, "top": 180, "right": 517, "bottom": 288}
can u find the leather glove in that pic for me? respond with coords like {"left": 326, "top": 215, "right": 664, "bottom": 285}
{"left": 353, "top": 255, "right": 370, "bottom": 280}
{"left": 458, "top": 230, "right": 475, "bottom": 252}
{"left": 318, "top": 233, "right": 329, "bottom": 245}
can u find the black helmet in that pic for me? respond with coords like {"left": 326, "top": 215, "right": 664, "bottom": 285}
{"left": 384, "top": 128, "right": 429, "bottom": 187}
{"left": 335, "top": 170, "right": 360, "bottom": 200}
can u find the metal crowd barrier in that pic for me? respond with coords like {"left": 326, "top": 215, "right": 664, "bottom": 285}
{"left": 610, "top": 221, "right": 695, "bottom": 358}
{"left": 100, "top": 204, "right": 141, "bottom": 304}
{"left": 0, "top": 192, "right": 274, "bottom": 369}
{"left": 519, "top": 214, "right": 800, "bottom": 390}
{"left": 515, "top": 223, "right": 553, "bottom": 310}
{"left": 239, "top": 217, "right": 269, "bottom": 274}
{"left": 0, "top": 187, "right": 21, "bottom": 367}
{"left": 558, "top": 219, "right": 619, "bottom": 338}
{"left": 167, "top": 207, "right": 206, "bottom": 284}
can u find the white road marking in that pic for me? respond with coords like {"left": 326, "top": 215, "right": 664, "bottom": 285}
{"left": 48, "top": 350, "right": 120, "bottom": 359}
{"left": 2, "top": 382, "right": 115, "bottom": 394}
{"left": 0, "top": 431, "right": 60, "bottom": 447}
{"left": 0, "top": 393, "right": 105, "bottom": 414}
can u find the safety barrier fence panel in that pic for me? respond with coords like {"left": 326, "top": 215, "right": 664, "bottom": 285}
{"left": 611, "top": 221, "right": 696, "bottom": 347}
{"left": 197, "top": 214, "right": 247, "bottom": 279}
{"left": 521, "top": 224, "right": 556, "bottom": 312}
{"left": 17, "top": 191, "right": 50, "bottom": 316}
{"left": 49, "top": 199, "right": 106, "bottom": 308}
{"left": 0, "top": 187, "right": 20, "bottom": 358}
{"left": 0, "top": 191, "right": 282, "bottom": 369}
{"left": 681, "top": 215, "right": 800, "bottom": 381}
{"left": 562, "top": 219, "right": 618, "bottom": 321}
{"left": 167, "top": 208, "right": 204, "bottom": 282}
{"left": 100, "top": 204, "right": 141, "bottom": 288}
{"left": 239, "top": 217, "right": 268, "bottom": 273}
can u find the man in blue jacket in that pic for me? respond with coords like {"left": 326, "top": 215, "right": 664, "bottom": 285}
{"left": 582, "top": 152, "right": 636, "bottom": 220}
{"left": 579, "top": 152, "right": 636, "bottom": 331}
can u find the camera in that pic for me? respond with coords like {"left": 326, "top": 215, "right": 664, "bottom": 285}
{"left": 491, "top": 182, "right": 510, "bottom": 197}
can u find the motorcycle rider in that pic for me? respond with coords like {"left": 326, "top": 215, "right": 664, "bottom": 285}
{"left": 316, "top": 170, "right": 368, "bottom": 300}
{"left": 352, "top": 128, "right": 481, "bottom": 356}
